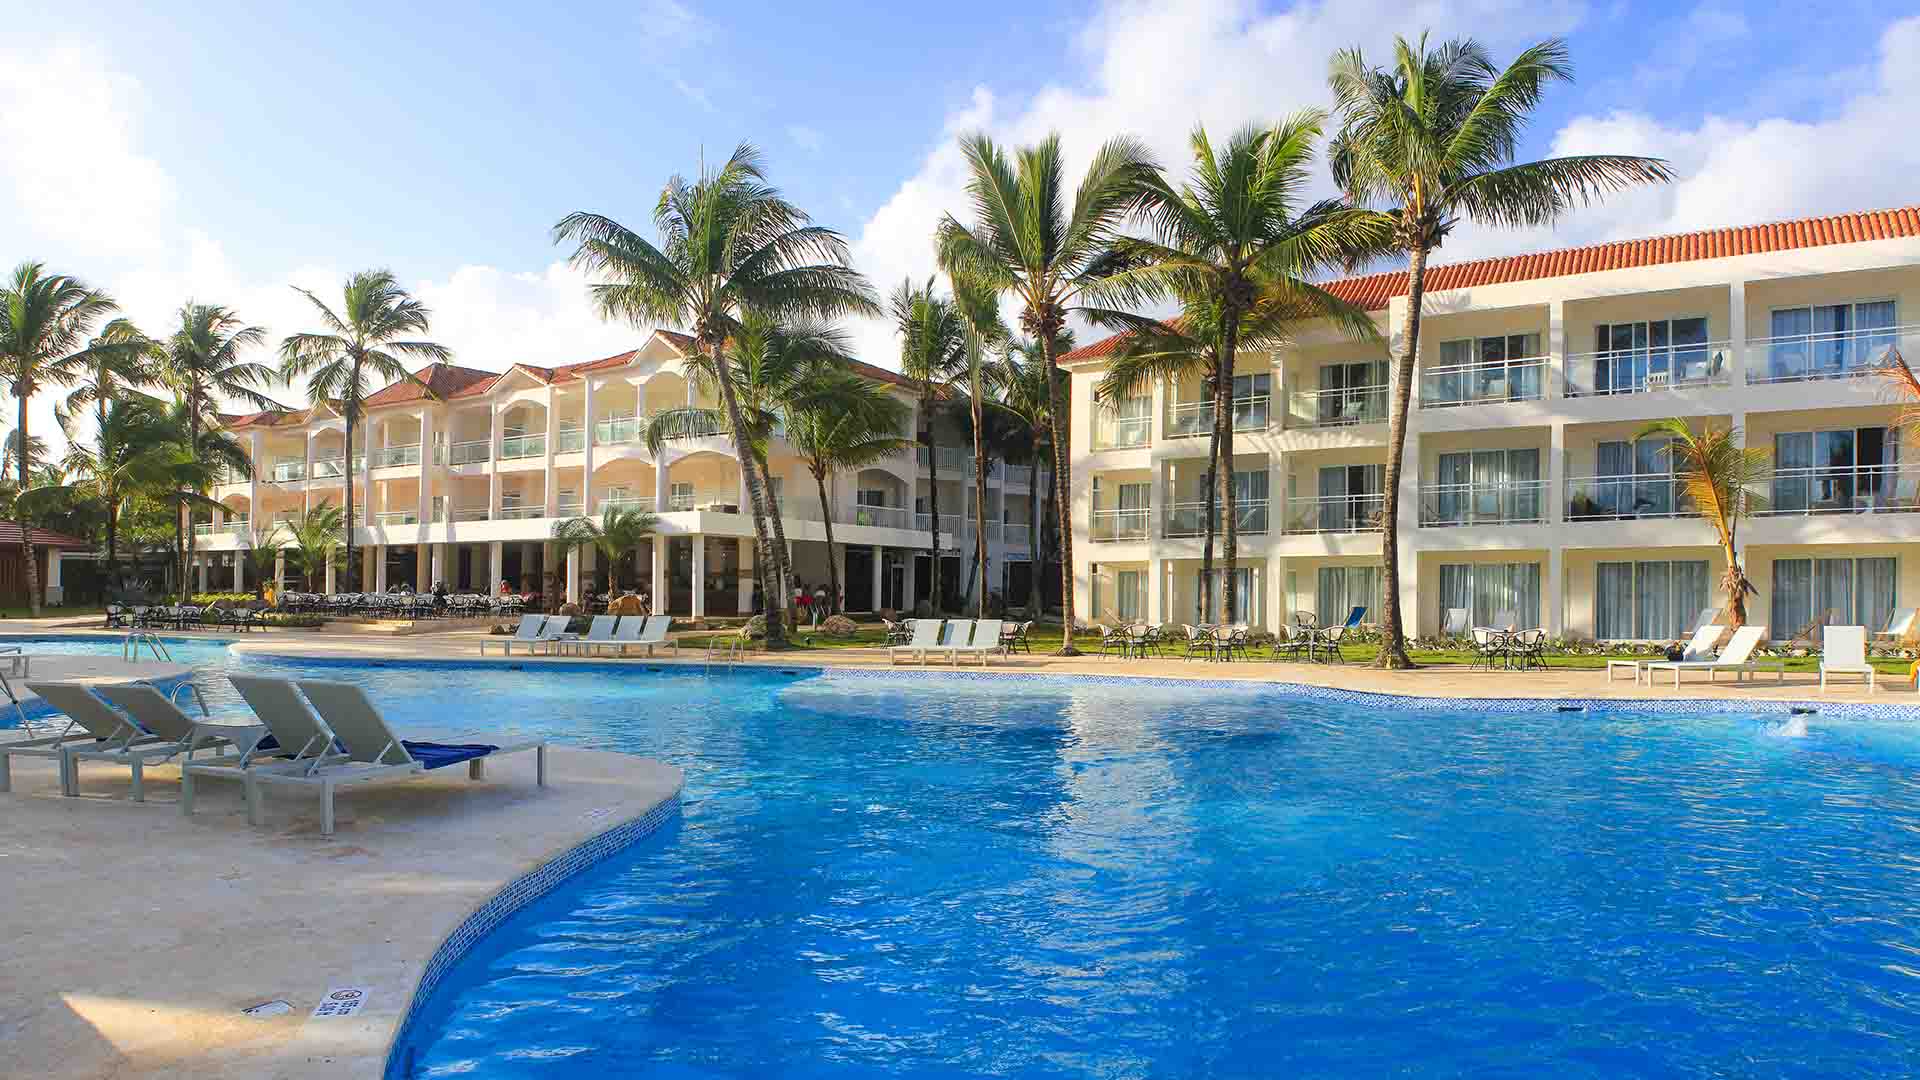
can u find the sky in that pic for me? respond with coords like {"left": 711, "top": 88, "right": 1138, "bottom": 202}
{"left": 6, "top": 0, "right": 1920, "bottom": 455}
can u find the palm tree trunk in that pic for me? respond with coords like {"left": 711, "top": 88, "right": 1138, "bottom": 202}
{"left": 1042, "top": 340, "right": 1077, "bottom": 653}
{"left": 1723, "top": 542, "right": 1748, "bottom": 627}
{"left": 343, "top": 394, "right": 358, "bottom": 594}
{"left": 709, "top": 344, "right": 788, "bottom": 649}
{"left": 106, "top": 500, "right": 120, "bottom": 593}
{"left": 15, "top": 394, "right": 38, "bottom": 617}
{"left": 1200, "top": 416, "right": 1219, "bottom": 623}
{"left": 972, "top": 388, "right": 989, "bottom": 619}
{"left": 924, "top": 402, "right": 943, "bottom": 614}
{"left": 813, "top": 467, "right": 841, "bottom": 615}
{"left": 1027, "top": 457, "right": 1042, "bottom": 616}
{"left": 1218, "top": 316, "right": 1241, "bottom": 626}
{"left": 753, "top": 450, "right": 795, "bottom": 623}
{"left": 1375, "top": 244, "right": 1428, "bottom": 669}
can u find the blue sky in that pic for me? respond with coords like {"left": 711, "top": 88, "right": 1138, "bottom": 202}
{"left": 5, "top": 0, "right": 1920, "bottom": 444}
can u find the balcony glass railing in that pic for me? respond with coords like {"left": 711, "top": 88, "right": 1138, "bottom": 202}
{"left": 1163, "top": 498, "right": 1270, "bottom": 538}
{"left": 439, "top": 440, "right": 490, "bottom": 466}
{"left": 1418, "top": 480, "right": 1548, "bottom": 527}
{"left": 1090, "top": 507, "right": 1149, "bottom": 541}
{"left": 555, "top": 428, "right": 586, "bottom": 453}
{"left": 594, "top": 418, "right": 643, "bottom": 445}
{"left": 307, "top": 455, "right": 364, "bottom": 479}
{"left": 1280, "top": 493, "right": 1385, "bottom": 535}
{"left": 1563, "top": 473, "right": 1693, "bottom": 520}
{"left": 1563, "top": 341, "right": 1733, "bottom": 396}
{"left": 269, "top": 462, "right": 306, "bottom": 483}
{"left": 596, "top": 495, "right": 651, "bottom": 513}
{"left": 496, "top": 506, "right": 545, "bottom": 520}
{"left": 370, "top": 444, "right": 420, "bottom": 469}
{"left": 1762, "top": 464, "right": 1920, "bottom": 515}
{"left": 1419, "top": 358, "right": 1547, "bottom": 408}
{"left": 373, "top": 511, "right": 419, "bottom": 526}
{"left": 192, "top": 520, "right": 251, "bottom": 536}
{"left": 1166, "top": 395, "right": 1271, "bottom": 438}
{"left": 1092, "top": 408, "right": 1151, "bottom": 449}
{"left": 555, "top": 501, "right": 584, "bottom": 518}
{"left": 451, "top": 506, "right": 491, "bottom": 522}
{"left": 499, "top": 433, "right": 546, "bottom": 460}
{"left": 1748, "top": 324, "right": 1918, "bottom": 385}
{"left": 1289, "top": 386, "right": 1388, "bottom": 429}
{"left": 1003, "top": 523, "right": 1032, "bottom": 548}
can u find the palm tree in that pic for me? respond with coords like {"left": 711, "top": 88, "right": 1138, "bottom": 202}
{"left": 153, "top": 399, "right": 253, "bottom": 600}
{"left": 2, "top": 431, "right": 51, "bottom": 480}
{"left": 951, "top": 275, "right": 1008, "bottom": 619}
{"left": 242, "top": 524, "right": 286, "bottom": 602}
{"left": 278, "top": 270, "right": 450, "bottom": 594}
{"left": 784, "top": 368, "right": 913, "bottom": 614}
{"left": 989, "top": 333, "right": 1067, "bottom": 618}
{"left": 892, "top": 278, "right": 968, "bottom": 613}
{"left": 937, "top": 133, "right": 1158, "bottom": 652}
{"left": 60, "top": 396, "right": 176, "bottom": 593}
{"left": 1102, "top": 116, "right": 1389, "bottom": 625}
{"left": 0, "top": 263, "right": 120, "bottom": 615}
{"left": 551, "top": 505, "right": 662, "bottom": 600}
{"left": 1328, "top": 34, "right": 1674, "bottom": 666}
{"left": 286, "top": 500, "right": 346, "bottom": 592}
{"left": 163, "top": 303, "right": 273, "bottom": 600}
{"left": 61, "top": 317, "right": 162, "bottom": 443}
{"left": 555, "top": 143, "right": 879, "bottom": 649}
{"left": 1639, "top": 418, "right": 1768, "bottom": 627}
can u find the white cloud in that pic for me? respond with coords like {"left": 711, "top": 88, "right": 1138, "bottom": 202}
{"left": 787, "top": 124, "right": 824, "bottom": 153}
{"left": 637, "top": 0, "right": 719, "bottom": 110}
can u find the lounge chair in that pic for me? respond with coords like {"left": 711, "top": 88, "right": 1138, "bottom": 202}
{"left": 177, "top": 675, "right": 350, "bottom": 819}
{"left": 26, "top": 681, "right": 229, "bottom": 801}
{"left": 1820, "top": 625, "right": 1875, "bottom": 693}
{"left": 480, "top": 614, "right": 554, "bottom": 655}
{"left": 0, "top": 709, "right": 104, "bottom": 794}
{"left": 1783, "top": 610, "right": 1836, "bottom": 652}
{"left": 888, "top": 618, "right": 943, "bottom": 665}
{"left": 1876, "top": 607, "right": 1917, "bottom": 644}
{"left": 1607, "top": 623, "right": 1724, "bottom": 683}
{"left": 1643, "top": 626, "right": 1783, "bottom": 686}
{"left": 627, "top": 615, "right": 677, "bottom": 657}
{"left": 949, "top": 619, "right": 1004, "bottom": 666}
{"left": 1441, "top": 608, "right": 1469, "bottom": 637}
{"left": 252, "top": 679, "right": 548, "bottom": 836}
{"left": 930, "top": 620, "right": 977, "bottom": 664}
{"left": 1690, "top": 607, "right": 1723, "bottom": 635}
{"left": 556, "top": 614, "right": 619, "bottom": 656}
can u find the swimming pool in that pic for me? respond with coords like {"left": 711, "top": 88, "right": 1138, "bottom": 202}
{"left": 12, "top": 638, "right": 1920, "bottom": 1075}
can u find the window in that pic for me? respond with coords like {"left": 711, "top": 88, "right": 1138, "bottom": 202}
{"left": 858, "top": 489, "right": 890, "bottom": 507}
{"left": 1231, "top": 372, "right": 1271, "bottom": 430}
{"left": 1772, "top": 427, "right": 1898, "bottom": 512}
{"left": 1437, "top": 562, "right": 1541, "bottom": 630}
{"left": 1316, "top": 566, "right": 1379, "bottom": 627}
{"left": 1772, "top": 557, "right": 1897, "bottom": 636}
{"left": 1094, "top": 393, "right": 1151, "bottom": 447}
{"left": 1431, "top": 449, "right": 1541, "bottom": 524}
{"left": 1200, "top": 567, "right": 1254, "bottom": 623}
{"left": 1767, "top": 301, "right": 1897, "bottom": 379}
{"left": 670, "top": 481, "right": 695, "bottom": 510}
{"left": 1316, "top": 465, "right": 1383, "bottom": 531}
{"left": 1594, "top": 560, "right": 1709, "bottom": 640}
{"left": 1589, "top": 317, "right": 1711, "bottom": 392}
{"left": 1571, "top": 437, "right": 1684, "bottom": 519}
{"left": 1432, "top": 333, "right": 1544, "bottom": 404}
{"left": 1117, "top": 570, "right": 1143, "bottom": 622}
{"left": 1317, "top": 360, "right": 1389, "bottom": 425}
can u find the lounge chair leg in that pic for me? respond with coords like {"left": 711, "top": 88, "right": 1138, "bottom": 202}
{"left": 244, "top": 777, "right": 263, "bottom": 826}
{"left": 180, "top": 770, "right": 195, "bottom": 816}
{"left": 321, "top": 780, "right": 335, "bottom": 836}
{"left": 469, "top": 758, "right": 486, "bottom": 781}
{"left": 0, "top": 753, "right": 9, "bottom": 793}
{"left": 536, "top": 745, "right": 548, "bottom": 786}
{"left": 130, "top": 760, "right": 144, "bottom": 803}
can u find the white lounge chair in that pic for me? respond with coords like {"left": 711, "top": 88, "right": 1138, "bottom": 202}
{"left": 1690, "top": 607, "right": 1723, "bottom": 634}
{"left": 480, "top": 614, "right": 553, "bottom": 655}
{"left": 1441, "top": 608, "right": 1469, "bottom": 636}
{"left": 888, "top": 618, "right": 943, "bottom": 665}
{"left": 251, "top": 679, "right": 549, "bottom": 836}
{"left": 178, "top": 675, "right": 350, "bottom": 819}
{"left": 0, "top": 704, "right": 106, "bottom": 793}
{"left": 26, "top": 681, "right": 226, "bottom": 801}
{"left": 556, "top": 614, "right": 619, "bottom": 656}
{"left": 1876, "top": 608, "right": 1917, "bottom": 644}
{"left": 948, "top": 619, "right": 1004, "bottom": 666}
{"left": 626, "top": 615, "right": 677, "bottom": 657}
{"left": 1607, "top": 623, "right": 1725, "bottom": 684}
{"left": 1820, "top": 625, "right": 1875, "bottom": 694}
{"left": 1643, "top": 625, "right": 1783, "bottom": 687}
{"left": 931, "top": 619, "right": 976, "bottom": 664}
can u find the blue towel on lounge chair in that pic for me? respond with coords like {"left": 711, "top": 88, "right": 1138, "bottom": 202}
{"left": 402, "top": 740, "right": 499, "bottom": 769}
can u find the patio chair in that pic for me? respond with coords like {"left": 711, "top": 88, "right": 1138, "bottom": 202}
{"left": 1512, "top": 628, "right": 1549, "bottom": 671}
{"left": 555, "top": 614, "right": 619, "bottom": 656}
{"left": 1316, "top": 624, "right": 1352, "bottom": 663}
{"left": 949, "top": 619, "right": 1004, "bottom": 666}
{"left": 1182, "top": 625, "right": 1218, "bottom": 661}
{"left": 1784, "top": 610, "right": 1837, "bottom": 652}
{"left": 626, "top": 615, "right": 678, "bottom": 657}
{"left": 255, "top": 679, "right": 548, "bottom": 836}
{"left": 1820, "top": 625, "right": 1875, "bottom": 693}
{"left": 1490, "top": 610, "right": 1517, "bottom": 634}
{"left": 1270, "top": 624, "right": 1311, "bottom": 661}
{"left": 1470, "top": 627, "right": 1509, "bottom": 670}
{"left": 479, "top": 614, "right": 554, "bottom": 656}
{"left": 888, "top": 618, "right": 944, "bottom": 665}
{"left": 1004, "top": 620, "right": 1035, "bottom": 655}
{"left": 1644, "top": 626, "right": 1784, "bottom": 687}
{"left": 882, "top": 619, "right": 914, "bottom": 646}
{"left": 1876, "top": 607, "right": 1917, "bottom": 644}
{"left": 0, "top": 712, "right": 103, "bottom": 794}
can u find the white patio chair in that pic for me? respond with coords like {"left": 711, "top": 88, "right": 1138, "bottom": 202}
{"left": 888, "top": 618, "right": 944, "bottom": 665}
{"left": 1643, "top": 626, "right": 1784, "bottom": 687}
{"left": 1820, "top": 625, "right": 1875, "bottom": 694}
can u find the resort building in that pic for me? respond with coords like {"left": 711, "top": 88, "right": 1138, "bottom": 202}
{"left": 1066, "top": 205, "right": 1920, "bottom": 641}
{"left": 195, "top": 330, "right": 1047, "bottom": 615}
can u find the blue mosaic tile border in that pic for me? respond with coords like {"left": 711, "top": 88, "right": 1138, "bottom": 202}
{"left": 382, "top": 786, "right": 684, "bottom": 1079}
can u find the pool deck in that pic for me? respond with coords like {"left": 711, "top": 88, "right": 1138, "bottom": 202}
{"left": 1, "top": 730, "right": 682, "bottom": 1078}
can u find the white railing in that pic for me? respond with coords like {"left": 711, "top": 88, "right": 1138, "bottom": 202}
{"left": 1418, "top": 480, "right": 1549, "bottom": 526}
{"left": 1090, "top": 508, "right": 1149, "bottom": 541}
{"left": 192, "top": 520, "right": 251, "bottom": 536}
{"left": 496, "top": 506, "right": 545, "bottom": 520}
{"left": 1419, "top": 357, "right": 1548, "bottom": 408}
{"left": 499, "top": 434, "right": 546, "bottom": 460}
{"left": 374, "top": 511, "right": 419, "bottom": 526}
{"left": 1289, "top": 385, "right": 1388, "bottom": 429}
{"left": 1761, "top": 464, "right": 1920, "bottom": 515}
{"left": 1003, "top": 522, "right": 1031, "bottom": 547}
{"left": 851, "top": 505, "right": 912, "bottom": 529}
{"left": 371, "top": 444, "right": 420, "bottom": 469}
{"left": 596, "top": 495, "right": 650, "bottom": 513}
{"left": 307, "top": 455, "right": 364, "bottom": 479}
{"left": 668, "top": 491, "right": 740, "bottom": 512}
{"left": 555, "top": 501, "right": 584, "bottom": 518}
{"left": 594, "top": 418, "right": 643, "bottom": 445}
{"left": 270, "top": 461, "right": 306, "bottom": 483}
{"left": 439, "top": 440, "right": 491, "bottom": 466}
{"left": 555, "top": 428, "right": 586, "bottom": 453}
{"left": 915, "top": 512, "right": 963, "bottom": 536}
{"left": 452, "top": 506, "right": 491, "bottom": 522}
{"left": 1280, "top": 493, "right": 1384, "bottom": 535}
{"left": 1163, "top": 498, "right": 1270, "bottom": 538}
{"left": 1002, "top": 464, "right": 1035, "bottom": 486}
{"left": 1165, "top": 394, "right": 1271, "bottom": 438}
{"left": 1747, "top": 324, "right": 1920, "bottom": 384}
{"left": 1563, "top": 340, "right": 1733, "bottom": 397}
{"left": 1563, "top": 473, "right": 1692, "bottom": 520}
{"left": 1092, "top": 407, "right": 1151, "bottom": 448}
{"left": 916, "top": 446, "right": 972, "bottom": 472}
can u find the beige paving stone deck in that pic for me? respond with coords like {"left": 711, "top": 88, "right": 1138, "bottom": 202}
{"left": 0, "top": 744, "right": 682, "bottom": 1079}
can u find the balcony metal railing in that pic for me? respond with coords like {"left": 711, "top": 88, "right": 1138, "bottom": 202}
{"left": 1281, "top": 493, "right": 1385, "bottom": 535}
{"left": 1747, "top": 324, "right": 1919, "bottom": 385}
{"left": 440, "top": 440, "right": 490, "bottom": 466}
{"left": 1418, "top": 480, "right": 1549, "bottom": 527}
{"left": 1289, "top": 386, "right": 1388, "bottom": 429}
{"left": 594, "top": 418, "right": 643, "bottom": 445}
{"left": 916, "top": 446, "right": 972, "bottom": 472}
{"left": 1761, "top": 464, "right": 1920, "bottom": 515}
{"left": 1090, "top": 508, "right": 1149, "bottom": 541}
{"left": 1563, "top": 340, "right": 1733, "bottom": 397}
{"left": 1166, "top": 394, "right": 1271, "bottom": 438}
{"left": 851, "top": 504, "right": 912, "bottom": 529}
{"left": 1563, "top": 473, "right": 1693, "bottom": 520}
{"left": 191, "top": 520, "right": 251, "bottom": 536}
{"left": 667, "top": 491, "right": 741, "bottom": 512}
{"left": 370, "top": 444, "right": 420, "bottom": 469}
{"left": 373, "top": 511, "right": 419, "bottom": 526}
{"left": 499, "top": 433, "right": 546, "bottom": 460}
{"left": 1002, "top": 464, "right": 1036, "bottom": 487}
{"left": 1163, "top": 498, "right": 1270, "bottom": 538}
{"left": 1003, "top": 523, "right": 1032, "bottom": 548}
{"left": 555, "top": 428, "right": 586, "bottom": 453}
{"left": 1419, "top": 358, "right": 1548, "bottom": 408}
{"left": 915, "top": 512, "right": 964, "bottom": 536}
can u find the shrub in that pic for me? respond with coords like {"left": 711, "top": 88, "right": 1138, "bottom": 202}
{"left": 820, "top": 614, "right": 858, "bottom": 638}
{"left": 191, "top": 592, "right": 253, "bottom": 606}
{"left": 743, "top": 614, "right": 766, "bottom": 638}
{"left": 257, "top": 613, "right": 325, "bottom": 629}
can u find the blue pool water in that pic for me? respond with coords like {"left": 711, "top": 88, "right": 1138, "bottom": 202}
{"left": 12, "top": 638, "right": 1920, "bottom": 1076}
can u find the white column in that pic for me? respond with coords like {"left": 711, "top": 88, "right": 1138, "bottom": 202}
{"left": 47, "top": 551, "right": 63, "bottom": 590}
{"left": 1266, "top": 556, "right": 1285, "bottom": 630}
{"left": 1147, "top": 557, "right": 1164, "bottom": 624}
{"left": 903, "top": 550, "right": 917, "bottom": 613}
{"left": 360, "top": 423, "right": 373, "bottom": 521}
{"left": 738, "top": 539, "right": 756, "bottom": 614}
{"left": 582, "top": 377, "right": 597, "bottom": 514}
{"left": 871, "top": 545, "right": 883, "bottom": 613}
{"left": 544, "top": 387, "right": 559, "bottom": 517}
{"left": 323, "top": 560, "right": 336, "bottom": 594}
{"left": 374, "top": 545, "right": 388, "bottom": 591}
{"left": 487, "top": 403, "right": 503, "bottom": 519}
{"left": 416, "top": 545, "right": 430, "bottom": 590}
{"left": 1163, "top": 560, "right": 1176, "bottom": 625}
{"left": 488, "top": 541, "right": 504, "bottom": 592}
{"left": 431, "top": 543, "right": 445, "bottom": 586}
{"left": 302, "top": 434, "right": 314, "bottom": 513}
{"left": 650, "top": 537, "right": 667, "bottom": 613}
{"left": 566, "top": 545, "right": 581, "bottom": 603}
{"left": 1726, "top": 280, "right": 1748, "bottom": 387}
{"left": 1546, "top": 545, "right": 1564, "bottom": 637}
{"left": 582, "top": 546, "right": 597, "bottom": 595}
{"left": 1548, "top": 421, "right": 1566, "bottom": 525}
{"left": 1395, "top": 431, "right": 1420, "bottom": 634}
{"left": 655, "top": 452, "right": 671, "bottom": 512}
{"left": 248, "top": 431, "right": 264, "bottom": 523}
{"left": 1249, "top": 564, "right": 1263, "bottom": 629}
{"left": 233, "top": 553, "right": 244, "bottom": 592}
{"left": 196, "top": 556, "right": 208, "bottom": 594}
{"left": 691, "top": 535, "right": 707, "bottom": 618}
{"left": 1547, "top": 298, "right": 1567, "bottom": 399}
{"left": 273, "top": 549, "right": 286, "bottom": 593}
{"left": 417, "top": 408, "right": 434, "bottom": 523}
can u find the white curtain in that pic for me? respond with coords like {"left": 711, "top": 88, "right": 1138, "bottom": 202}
{"left": 1596, "top": 563, "right": 1633, "bottom": 639}
{"left": 1771, "top": 559, "right": 1813, "bottom": 635}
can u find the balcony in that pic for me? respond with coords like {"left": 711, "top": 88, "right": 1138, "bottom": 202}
{"left": 1165, "top": 394, "right": 1271, "bottom": 438}
{"left": 1563, "top": 340, "right": 1732, "bottom": 397}
{"left": 555, "top": 500, "right": 584, "bottom": 518}
{"left": 1419, "top": 357, "right": 1547, "bottom": 409}
{"left": 594, "top": 418, "right": 643, "bottom": 445}
{"left": 370, "top": 444, "right": 421, "bottom": 469}
{"left": 668, "top": 490, "right": 740, "bottom": 512}
{"left": 373, "top": 511, "right": 419, "bottom": 526}
{"left": 1761, "top": 464, "right": 1920, "bottom": 515}
{"left": 1564, "top": 473, "right": 1692, "bottom": 520}
{"left": 1747, "top": 324, "right": 1919, "bottom": 385}
{"left": 917, "top": 446, "right": 972, "bottom": 472}
{"left": 1091, "top": 407, "right": 1150, "bottom": 449}
{"left": 1163, "top": 499, "right": 1270, "bottom": 538}
{"left": 1003, "top": 522, "right": 1031, "bottom": 547}
{"left": 851, "top": 504, "right": 913, "bottom": 529}
{"left": 1090, "top": 507, "right": 1149, "bottom": 541}
{"left": 1418, "top": 480, "right": 1548, "bottom": 527}
{"left": 914, "top": 512, "right": 963, "bottom": 536}
{"left": 496, "top": 506, "right": 545, "bottom": 520}
{"left": 499, "top": 434, "right": 546, "bottom": 460}
{"left": 307, "top": 455, "right": 364, "bottom": 480}
{"left": 269, "top": 462, "right": 306, "bottom": 483}
{"left": 1280, "top": 493, "right": 1384, "bottom": 535}
{"left": 451, "top": 506, "right": 491, "bottom": 522}
{"left": 191, "top": 520, "right": 251, "bottom": 536}
{"left": 439, "top": 440, "right": 490, "bottom": 466}
{"left": 555, "top": 428, "right": 586, "bottom": 453}
{"left": 1289, "top": 385, "right": 1388, "bottom": 429}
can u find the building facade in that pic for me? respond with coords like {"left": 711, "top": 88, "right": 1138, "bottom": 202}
{"left": 196, "top": 330, "right": 1046, "bottom": 615}
{"left": 1066, "top": 205, "right": 1920, "bottom": 642}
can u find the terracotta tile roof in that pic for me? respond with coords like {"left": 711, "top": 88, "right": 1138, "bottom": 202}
{"left": 0, "top": 522, "right": 92, "bottom": 550}
{"left": 362, "top": 363, "right": 501, "bottom": 408}
{"left": 1065, "top": 203, "right": 1920, "bottom": 361}
{"left": 220, "top": 404, "right": 312, "bottom": 429}
{"left": 848, "top": 359, "right": 916, "bottom": 390}
{"left": 505, "top": 350, "right": 642, "bottom": 387}
{"left": 657, "top": 329, "right": 696, "bottom": 350}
